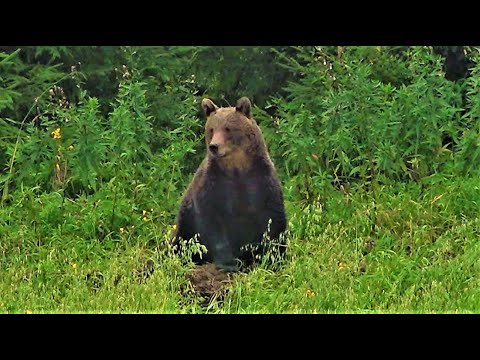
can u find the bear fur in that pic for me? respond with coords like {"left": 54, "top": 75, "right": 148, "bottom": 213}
{"left": 173, "top": 96, "right": 287, "bottom": 271}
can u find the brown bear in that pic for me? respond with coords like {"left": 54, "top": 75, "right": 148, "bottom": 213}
{"left": 173, "top": 96, "right": 287, "bottom": 272}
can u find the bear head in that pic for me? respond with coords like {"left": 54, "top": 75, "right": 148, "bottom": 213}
{"left": 201, "top": 97, "right": 262, "bottom": 172}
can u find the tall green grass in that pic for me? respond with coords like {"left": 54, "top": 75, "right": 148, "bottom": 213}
{"left": 2, "top": 176, "right": 479, "bottom": 314}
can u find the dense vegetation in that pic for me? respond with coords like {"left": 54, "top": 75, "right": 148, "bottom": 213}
{"left": 1, "top": 46, "right": 479, "bottom": 313}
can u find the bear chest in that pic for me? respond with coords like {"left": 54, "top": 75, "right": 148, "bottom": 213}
{"left": 200, "top": 175, "right": 264, "bottom": 216}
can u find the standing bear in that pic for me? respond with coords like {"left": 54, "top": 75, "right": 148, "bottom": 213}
{"left": 173, "top": 97, "right": 287, "bottom": 271}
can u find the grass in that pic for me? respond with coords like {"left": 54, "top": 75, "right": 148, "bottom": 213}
{"left": 1, "top": 175, "right": 480, "bottom": 314}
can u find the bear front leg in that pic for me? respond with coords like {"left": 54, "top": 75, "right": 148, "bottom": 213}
{"left": 265, "top": 178, "right": 287, "bottom": 240}
{"left": 174, "top": 202, "right": 196, "bottom": 240}
{"left": 172, "top": 197, "right": 198, "bottom": 256}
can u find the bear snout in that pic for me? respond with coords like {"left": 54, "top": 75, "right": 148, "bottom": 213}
{"left": 209, "top": 143, "right": 219, "bottom": 155}
{"left": 208, "top": 142, "right": 228, "bottom": 157}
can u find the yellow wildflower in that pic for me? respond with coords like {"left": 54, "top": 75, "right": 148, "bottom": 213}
{"left": 142, "top": 216, "right": 148, "bottom": 222}
{"left": 172, "top": 224, "right": 177, "bottom": 231}
{"left": 142, "top": 210, "right": 147, "bottom": 216}
{"left": 120, "top": 227, "right": 126, "bottom": 234}
{"left": 68, "top": 145, "right": 74, "bottom": 150}
{"left": 26, "top": 310, "right": 33, "bottom": 314}
{"left": 306, "top": 289, "right": 316, "bottom": 298}
{"left": 72, "top": 263, "right": 77, "bottom": 270}
{"left": 51, "top": 128, "right": 61, "bottom": 140}
{"left": 338, "top": 261, "right": 347, "bottom": 270}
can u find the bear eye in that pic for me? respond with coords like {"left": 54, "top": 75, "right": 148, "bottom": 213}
{"left": 225, "top": 127, "right": 231, "bottom": 133}
{"left": 208, "top": 128, "right": 213, "bottom": 135}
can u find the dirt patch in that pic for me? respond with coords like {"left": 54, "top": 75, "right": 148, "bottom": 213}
{"left": 187, "top": 263, "right": 233, "bottom": 306}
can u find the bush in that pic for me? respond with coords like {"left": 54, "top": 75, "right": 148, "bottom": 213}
{"left": 258, "top": 46, "right": 468, "bottom": 202}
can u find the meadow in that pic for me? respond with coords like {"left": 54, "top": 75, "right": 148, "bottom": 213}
{"left": 1, "top": 46, "right": 479, "bottom": 313}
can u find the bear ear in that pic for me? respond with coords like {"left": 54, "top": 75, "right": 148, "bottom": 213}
{"left": 235, "top": 97, "right": 252, "bottom": 118}
{"left": 202, "top": 98, "right": 218, "bottom": 116}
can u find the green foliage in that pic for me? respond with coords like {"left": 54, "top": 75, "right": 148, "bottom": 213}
{"left": 1, "top": 45, "right": 480, "bottom": 313}
{"left": 107, "top": 80, "right": 153, "bottom": 177}
{"left": 454, "top": 53, "right": 480, "bottom": 175}
{"left": 189, "top": 46, "right": 293, "bottom": 107}
{"left": 259, "top": 46, "right": 467, "bottom": 201}
{"left": 0, "top": 49, "right": 23, "bottom": 112}
{"left": 67, "top": 96, "right": 106, "bottom": 191}
{"left": 1, "top": 178, "right": 480, "bottom": 313}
